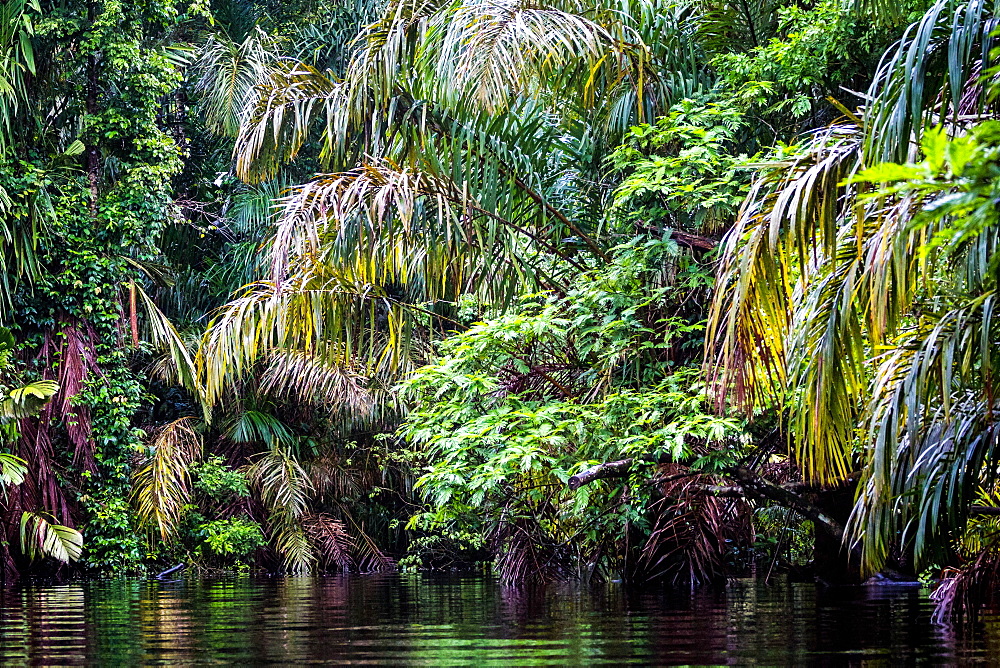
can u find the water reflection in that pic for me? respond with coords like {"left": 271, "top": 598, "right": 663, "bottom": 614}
{"left": 0, "top": 574, "right": 996, "bottom": 665}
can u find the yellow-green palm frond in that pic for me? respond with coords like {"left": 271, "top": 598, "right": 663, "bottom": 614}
{"left": 248, "top": 448, "right": 319, "bottom": 572}
{"left": 131, "top": 417, "right": 204, "bottom": 542}
{"left": 19, "top": 510, "right": 83, "bottom": 564}
{"left": 134, "top": 283, "right": 206, "bottom": 414}
{"left": 247, "top": 447, "right": 314, "bottom": 518}
{"left": 197, "top": 273, "right": 418, "bottom": 406}
{"left": 272, "top": 522, "right": 317, "bottom": 574}
{"left": 260, "top": 347, "right": 374, "bottom": 416}
{"left": 193, "top": 28, "right": 282, "bottom": 139}
{"left": 0, "top": 451, "right": 26, "bottom": 486}
{"left": 235, "top": 62, "right": 350, "bottom": 182}
{"left": 429, "top": 0, "right": 642, "bottom": 113}
{"left": 706, "top": 124, "right": 862, "bottom": 421}
{"left": 1, "top": 379, "right": 58, "bottom": 420}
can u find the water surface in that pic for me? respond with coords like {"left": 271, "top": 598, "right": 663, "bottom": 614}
{"left": 0, "top": 574, "right": 996, "bottom": 665}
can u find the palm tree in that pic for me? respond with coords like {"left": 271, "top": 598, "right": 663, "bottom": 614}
{"left": 0, "top": 326, "right": 82, "bottom": 569}
{"left": 0, "top": 0, "right": 45, "bottom": 311}
{"left": 167, "top": 0, "right": 709, "bottom": 573}
{"left": 706, "top": 0, "right": 1000, "bottom": 574}
{"left": 196, "top": 0, "right": 713, "bottom": 405}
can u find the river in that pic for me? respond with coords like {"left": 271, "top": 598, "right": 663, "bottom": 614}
{"left": 0, "top": 574, "right": 996, "bottom": 664}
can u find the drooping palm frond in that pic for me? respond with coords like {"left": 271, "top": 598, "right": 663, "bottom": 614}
{"left": 132, "top": 417, "right": 204, "bottom": 541}
{"left": 272, "top": 522, "right": 316, "bottom": 574}
{"left": 269, "top": 158, "right": 590, "bottom": 292}
{"left": 848, "top": 291, "right": 1000, "bottom": 571}
{"left": 0, "top": 0, "right": 37, "bottom": 153}
{"left": 198, "top": 272, "right": 421, "bottom": 406}
{"left": 706, "top": 123, "right": 863, "bottom": 452}
{"left": 247, "top": 447, "right": 318, "bottom": 572}
{"left": 302, "top": 511, "right": 354, "bottom": 570}
{"left": 134, "top": 283, "right": 205, "bottom": 411}
{"left": 0, "top": 451, "right": 26, "bottom": 486}
{"left": 19, "top": 510, "right": 83, "bottom": 563}
{"left": 236, "top": 0, "right": 661, "bottom": 183}
{"left": 247, "top": 446, "right": 314, "bottom": 516}
{"left": 235, "top": 61, "right": 350, "bottom": 182}
{"left": 864, "top": 0, "right": 999, "bottom": 163}
{"left": 428, "top": 0, "right": 640, "bottom": 113}
{"left": 706, "top": 0, "right": 1000, "bottom": 558}
{"left": 192, "top": 28, "right": 282, "bottom": 138}
{"left": 348, "top": 519, "right": 396, "bottom": 572}
{"left": 0, "top": 11, "right": 48, "bottom": 313}
{"left": 638, "top": 465, "right": 752, "bottom": 584}
{"left": 259, "top": 347, "right": 374, "bottom": 415}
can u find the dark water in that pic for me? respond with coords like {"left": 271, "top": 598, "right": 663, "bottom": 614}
{"left": 0, "top": 574, "right": 997, "bottom": 665}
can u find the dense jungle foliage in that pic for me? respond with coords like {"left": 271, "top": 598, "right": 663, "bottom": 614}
{"left": 4, "top": 0, "right": 1000, "bottom": 617}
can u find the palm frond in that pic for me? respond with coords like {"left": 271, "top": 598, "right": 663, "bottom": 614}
{"left": 235, "top": 62, "right": 349, "bottom": 182}
{"left": 1, "top": 379, "right": 58, "bottom": 420}
{"left": 19, "top": 510, "right": 83, "bottom": 564}
{"left": 192, "top": 28, "right": 282, "bottom": 138}
{"left": 259, "top": 347, "right": 374, "bottom": 415}
{"left": 131, "top": 417, "right": 204, "bottom": 541}
{"left": 302, "top": 511, "right": 354, "bottom": 570}
{"left": 0, "top": 451, "right": 26, "bottom": 486}
{"left": 272, "top": 521, "right": 317, "bottom": 574}
{"left": 247, "top": 447, "right": 314, "bottom": 518}
{"left": 134, "top": 283, "right": 205, "bottom": 412}
{"left": 224, "top": 410, "right": 296, "bottom": 448}
{"left": 864, "top": 0, "right": 998, "bottom": 163}
{"left": 247, "top": 448, "right": 319, "bottom": 572}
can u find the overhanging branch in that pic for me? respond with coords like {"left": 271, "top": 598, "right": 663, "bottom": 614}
{"left": 565, "top": 459, "right": 845, "bottom": 541}
{"left": 568, "top": 459, "right": 634, "bottom": 490}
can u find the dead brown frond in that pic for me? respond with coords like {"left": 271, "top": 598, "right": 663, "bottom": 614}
{"left": 637, "top": 463, "right": 752, "bottom": 585}
{"left": 13, "top": 320, "right": 101, "bottom": 527}
{"left": 492, "top": 514, "right": 573, "bottom": 583}
{"left": 306, "top": 452, "right": 363, "bottom": 503}
{"left": 302, "top": 511, "right": 354, "bottom": 571}
{"left": 932, "top": 545, "right": 1000, "bottom": 623}
{"left": 341, "top": 511, "right": 396, "bottom": 573}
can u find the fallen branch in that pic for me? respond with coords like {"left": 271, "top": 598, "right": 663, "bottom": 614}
{"left": 156, "top": 562, "right": 185, "bottom": 579}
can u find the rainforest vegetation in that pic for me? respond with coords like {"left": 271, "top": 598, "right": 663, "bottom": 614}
{"left": 3, "top": 0, "right": 1000, "bottom": 616}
